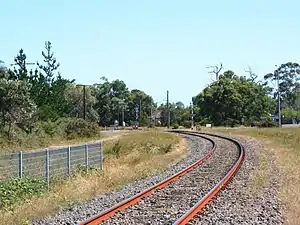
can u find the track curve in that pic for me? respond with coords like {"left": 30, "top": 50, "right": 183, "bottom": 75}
{"left": 78, "top": 131, "right": 245, "bottom": 225}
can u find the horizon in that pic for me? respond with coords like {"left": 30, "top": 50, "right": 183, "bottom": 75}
{"left": 1, "top": 1, "right": 300, "bottom": 106}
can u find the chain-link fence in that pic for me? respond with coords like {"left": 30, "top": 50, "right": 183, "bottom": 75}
{"left": 0, "top": 142, "right": 104, "bottom": 186}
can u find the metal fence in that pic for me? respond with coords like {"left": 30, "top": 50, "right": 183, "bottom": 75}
{"left": 0, "top": 142, "right": 104, "bottom": 186}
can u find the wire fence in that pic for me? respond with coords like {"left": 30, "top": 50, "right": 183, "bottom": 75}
{"left": 0, "top": 142, "right": 104, "bottom": 187}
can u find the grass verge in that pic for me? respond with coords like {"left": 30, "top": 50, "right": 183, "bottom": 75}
{"left": 0, "top": 130, "right": 187, "bottom": 225}
{"left": 202, "top": 127, "right": 299, "bottom": 225}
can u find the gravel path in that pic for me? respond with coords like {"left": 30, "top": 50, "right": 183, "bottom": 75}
{"left": 33, "top": 133, "right": 212, "bottom": 225}
{"left": 102, "top": 135, "right": 239, "bottom": 225}
{"left": 192, "top": 135, "right": 284, "bottom": 225}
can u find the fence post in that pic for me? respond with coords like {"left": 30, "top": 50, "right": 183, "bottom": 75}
{"left": 19, "top": 151, "right": 23, "bottom": 178}
{"left": 100, "top": 142, "right": 104, "bottom": 170}
{"left": 68, "top": 146, "right": 71, "bottom": 178}
{"left": 46, "top": 150, "right": 50, "bottom": 188}
{"left": 85, "top": 144, "right": 89, "bottom": 172}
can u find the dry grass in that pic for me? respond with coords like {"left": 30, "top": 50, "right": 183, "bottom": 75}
{"left": 0, "top": 130, "right": 129, "bottom": 153}
{"left": 0, "top": 130, "right": 187, "bottom": 225}
{"left": 203, "top": 127, "right": 300, "bottom": 225}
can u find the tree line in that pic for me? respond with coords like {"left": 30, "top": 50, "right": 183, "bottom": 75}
{"left": 193, "top": 63, "right": 300, "bottom": 126}
{"left": 2, "top": 41, "right": 300, "bottom": 141}
{"left": 0, "top": 41, "right": 194, "bottom": 140}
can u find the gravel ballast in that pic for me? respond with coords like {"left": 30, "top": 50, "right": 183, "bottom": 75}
{"left": 33, "top": 133, "right": 212, "bottom": 225}
{"left": 102, "top": 135, "right": 239, "bottom": 225}
{"left": 192, "top": 136, "right": 284, "bottom": 225}
{"left": 33, "top": 132, "right": 285, "bottom": 225}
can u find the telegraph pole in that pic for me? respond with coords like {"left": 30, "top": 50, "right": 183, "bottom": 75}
{"left": 276, "top": 66, "right": 281, "bottom": 127}
{"left": 139, "top": 98, "right": 142, "bottom": 126}
{"left": 167, "top": 90, "right": 170, "bottom": 128}
{"left": 122, "top": 105, "right": 125, "bottom": 126}
{"left": 191, "top": 102, "right": 194, "bottom": 129}
{"left": 83, "top": 85, "right": 86, "bottom": 120}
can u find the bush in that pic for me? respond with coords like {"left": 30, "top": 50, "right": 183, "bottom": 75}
{"left": 0, "top": 178, "right": 47, "bottom": 209}
{"left": 38, "top": 120, "right": 61, "bottom": 137}
{"left": 182, "top": 120, "right": 192, "bottom": 128}
{"left": 64, "top": 118, "right": 100, "bottom": 139}
{"left": 257, "top": 118, "right": 278, "bottom": 128}
{"left": 224, "top": 118, "right": 239, "bottom": 127}
{"left": 111, "top": 140, "right": 122, "bottom": 158}
{"left": 172, "top": 123, "right": 179, "bottom": 129}
{"left": 199, "top": 118, "right": 211, "bottom": 126}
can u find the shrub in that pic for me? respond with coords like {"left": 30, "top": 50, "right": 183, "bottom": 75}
{"left": 0, "top": 178, "right": 47, "bottom": 209}
{"left": 38, "top": 120, "right": 60, "bottom": 137}
{"left": 199, "top": 118, "right": 211, "bottom": 126}
{"left": 64, "top": 118, "right": 100, "bottom": 139}
{"left": 257, "top": 118, "right": 278, "bottom": 128}
{"left": 110, "top": 140, "right": 122, "bottom": 158}
{"left": 172, "top": 123, "right": 179, "bottom": 129}
{"left": 182, "top": 120, "right": 192, "bottom": 128}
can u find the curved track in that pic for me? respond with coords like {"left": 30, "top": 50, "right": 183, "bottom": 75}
{"left": 78, "top": 131, "right": 245, "bottom": 225}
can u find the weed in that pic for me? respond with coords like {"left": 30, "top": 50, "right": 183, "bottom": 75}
{"left": 0, "top": 178, "right": 47, "bottom": 209}
{"left": 111, "top": 140, "right": 122, "bottom": 158}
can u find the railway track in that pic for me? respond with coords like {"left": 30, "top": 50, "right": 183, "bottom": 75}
{"left": 78, "top": 131, "right": 245, "bottom": 225}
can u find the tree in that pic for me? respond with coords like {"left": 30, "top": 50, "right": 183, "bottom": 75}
{"left": 0, "top": 60, "right": 7, "bottom": 78}
{"left": 194, "top": 70, "right": 275, "bottom": 126}
{"left": 245, "top": 66, "right": 258, "bottom": 82}
{"left": 206, "top": 62, "right": 223, "bottom": 81}
{"left": 29, "top": 41, "right": 73, "bottom": 121}
{"left": 264, "top": 62, "right": 300, "bottom": 109}
{"left": 65, "top": 84, "right": 99, "bottom": 122}
{"left": 0, "top": 75, "right": 36, "bottom": 138}
{"left": 37, "top": 41, "right": 60, "bottom": 84}
{"left": 11, "top": 49, "right": 30, "bottom": 80}
{"left": 93, "top": 77, "right": 114, "bottom": 126}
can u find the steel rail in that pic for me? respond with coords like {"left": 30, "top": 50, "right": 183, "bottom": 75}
{"left": 173, "top": 131, "right": 245, "bottom": 225}
{"left": 78, "top": 132, "right": 217, "bottom": 225}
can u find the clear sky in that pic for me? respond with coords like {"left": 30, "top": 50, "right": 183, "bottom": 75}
{"left": 1, "top": 0, "right": 300, "bottom": 105}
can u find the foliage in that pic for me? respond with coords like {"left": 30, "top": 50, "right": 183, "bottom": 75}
{"left": 0, "top": 178, "right": 47, "bottom": 209}
{"left": 193, "top": 70, "right": 276, "bottom": 126}
{"left": 264, "top": 62, "right": 300, "bottom": 115}
{"left": 256, "top": 117, "right": 278, "bottom": 128}
{"left": 0, "top": 76, "right": 36, "bottom": 138}
{"left": 64, "top": 118, "right": 100, "bottom": 139}
{"left": 172, "top": 123, "right": 179, "bottom": 129}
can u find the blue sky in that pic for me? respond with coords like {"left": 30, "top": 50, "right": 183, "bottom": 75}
{"left": 1, "top": 1, "right": 300, "bottom": 105}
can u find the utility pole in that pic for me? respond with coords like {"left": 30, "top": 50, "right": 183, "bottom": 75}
{"left": 190, "top": 102, "right": 194, "bottom": 129}
{"left": 276, "top": 66, "right": 281, "bottom": 127}
{"left": 167, "top": 90, "right": 170, "bottom": 128}
{"left": 139, "top": 98, "right": 142, "bottom": 126}
{"left": 83, "top": 85, "right": 86, "bottom": 120}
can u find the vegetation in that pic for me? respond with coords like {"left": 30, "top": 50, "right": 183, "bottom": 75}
{"left": 0, "top": 131, "right": 186, "bottom": 225}
{"left": 206, "top": 127, "right": 300, "bottom": 225}
{"left": 0, "top": 42, "right": 195, "bottom": 153}
{"left": 192, "top": 62, "right": 300, "bottom": 126}
{"left": 0, "top": 178, "right": 47, "bottom": 209}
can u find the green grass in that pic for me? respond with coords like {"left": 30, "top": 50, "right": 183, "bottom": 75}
{"left": 0, "top": 178, "right": 47, "bottom": 209}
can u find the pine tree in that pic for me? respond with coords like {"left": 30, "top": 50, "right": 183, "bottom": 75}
{"left": 37, "top": 41, "right": 60, "bottom": 84}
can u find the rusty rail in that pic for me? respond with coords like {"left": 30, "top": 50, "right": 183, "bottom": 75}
{"left": 173, "top": 132, "right": 245, "bottom": 225}
{"left": 78, "top": 132, "right": 216, "bottom": 225}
